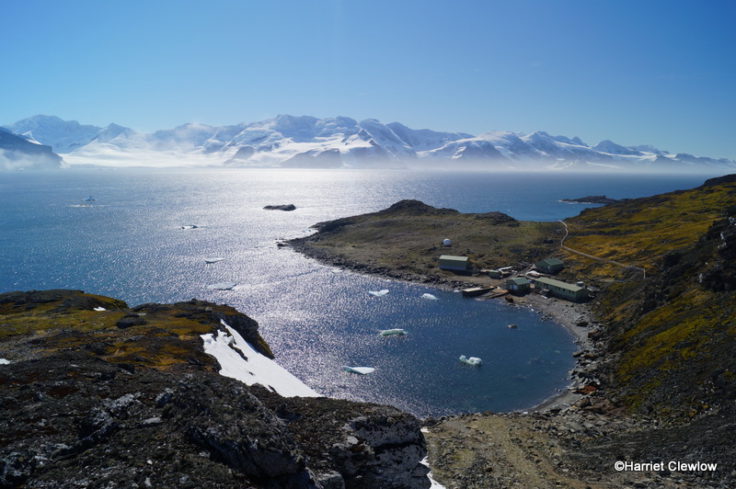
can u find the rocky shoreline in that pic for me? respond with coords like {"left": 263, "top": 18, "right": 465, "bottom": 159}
{"left": 288, "top": 237, "right": 603, "bottom": 414}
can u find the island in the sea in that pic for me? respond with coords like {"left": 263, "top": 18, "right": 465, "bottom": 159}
{"left": 560, "top": 195, "right": 621, "bottom": 205}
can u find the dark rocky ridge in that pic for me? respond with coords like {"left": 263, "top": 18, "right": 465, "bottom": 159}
{"left": 0, "top": 128, "right": 63, "bottom": 170}
{"left": 560, "top": 195, "right": 621, "bottom": 205}
{"left": 0, "top": 290, "right": 430, "bottom": 489}
{"left": 264, "top": 204, "right": 297, "bottom": 211}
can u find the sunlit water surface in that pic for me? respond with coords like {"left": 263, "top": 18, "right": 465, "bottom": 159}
{"left": 0, "top": 169, "right": 707, "bottom": 416}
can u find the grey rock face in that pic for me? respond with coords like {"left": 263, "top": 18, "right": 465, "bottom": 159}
{"left": 1, "top": 335, "right": 430, "bottom": 489}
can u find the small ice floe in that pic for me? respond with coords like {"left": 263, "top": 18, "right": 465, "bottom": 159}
{"left": 342, "top": 366, "right": 375, "bottom": 375}
{"left": 207, "top": 282, "right": 238, "bottom": 291}
{"left": 507, "top": 323, "right": 518, "bottom": 329}
{"left": 368, "top": 289, "right": 389, "bottom": 297}
{"left": 93, "top": 307, "right": 107, "bottom": 312}
{"left": 459, "top": 355, "right": 482, "bottom": 366}
{"left": 421, "top": 293, "right": 438, "bottom": 300}
{"left": 180, "top": 224, "right": 199, "bottom": 230}
{"left": 204, "top": 257, "right": 225, "bottom": 264}
{"left": 379, "top": 328, "right": 407, "bottom": 337}
{"left": 0, "top": 359, "right": 11, "bottom": 365}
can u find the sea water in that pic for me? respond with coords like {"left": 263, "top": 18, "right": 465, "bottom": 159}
{"left": 0, "top": 168, "right": 707, "bottom": 416}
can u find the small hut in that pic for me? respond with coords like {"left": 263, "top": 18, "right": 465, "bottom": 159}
{"left": 506, "top": 277, "right": 531, "bottom": 295}
{"left": 535, "top": 258, "right": 564, "bottom": 274}
{"left": 438, "top": 255, "right": 469, "bottom": 272}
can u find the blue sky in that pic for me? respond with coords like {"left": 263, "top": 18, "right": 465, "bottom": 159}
{"left": 2, "top": 0, "right": 734, "bottom": 158}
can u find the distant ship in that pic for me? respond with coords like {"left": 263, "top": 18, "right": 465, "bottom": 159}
{"left": 83, "top": 196, "right": 95, "bottom": 203}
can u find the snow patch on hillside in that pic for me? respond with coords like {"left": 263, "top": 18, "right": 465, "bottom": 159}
{"left": 201, "top": 320, "right": 319, "bottom": 398}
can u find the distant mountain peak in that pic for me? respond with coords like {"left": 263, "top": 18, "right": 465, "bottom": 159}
{"left": 3, "top": 114, "right": 734, "bottom": 172}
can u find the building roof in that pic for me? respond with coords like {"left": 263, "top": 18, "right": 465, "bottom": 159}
{"left": 507, "top": 277, "right": 531, "bottom": 286}
{"left": 533, "top": 277, "right": 583, "bottom": 292}
{"left": 439, "top": 255, "right": 468, "bottom": 262}
{"left": 537, "top": 257, "right": 564, "bottom": 266}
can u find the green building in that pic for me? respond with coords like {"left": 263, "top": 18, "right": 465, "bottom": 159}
{"left": 506, "top": 277, "right": 531, "bottom": 295}
{"left": 438, "top": 255, "right": 470, "bottom": 272}
{"left": 535, "top": 257, "right": 564, "bottom": 274}
{"left": 532, "top": 277, "right": 588, "bottom": 302}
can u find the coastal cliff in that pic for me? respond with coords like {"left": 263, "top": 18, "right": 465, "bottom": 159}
{"left": 0, "top": 290, "right": 430, "bottom": 489}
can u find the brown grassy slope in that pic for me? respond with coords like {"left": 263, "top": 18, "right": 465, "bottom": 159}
{"left": 562, "top": 177, "right": 736, "bottom": 279}
{"left": 291, "top": 200, "right": 562, "bottom": 279}
{"left": 563, "top": 175, "right": 736, "bottom": 417}
{"left": 0, "top": 289, "right": 273, "bottom": 371}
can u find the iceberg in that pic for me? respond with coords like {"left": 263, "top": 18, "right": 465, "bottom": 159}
{"left": 342, "top": 366, "right": 375, "bottom": 375}
{"left": 204, "top": 257, "right": 225, "bottom": 264}
{"left": 421, "top": 293, "right": 438, "bottom": 300}
{"left": 379, "top": 328, "right": 408, "bottom": 337}
{"left": 459, "top": 355, "right": 482, "bottom": 366}
{"left": 207, "top": 282, "right": 237, "bottom": 291}
{"left": 368, "top": 289, "right": 389, "bottom": 297}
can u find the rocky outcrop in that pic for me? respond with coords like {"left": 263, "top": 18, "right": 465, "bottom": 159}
{"left": 560, "top": 195, "right": 621, "bottom": 204}
{"left": 264, "top": 204, "right": 297, "bottom": 211}
{"left": 0, "top": 290, "right": 429, "bottom": 489}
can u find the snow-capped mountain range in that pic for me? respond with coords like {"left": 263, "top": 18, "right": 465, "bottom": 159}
{"left": 4, "top": 114, "right": 735, "bottom": 172}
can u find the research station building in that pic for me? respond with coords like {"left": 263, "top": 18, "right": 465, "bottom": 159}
{"left": 535, "top": 257, "right": 564, "bottom": 274}
{"left": 506, "top": 277, "right": 531, "bottom": 295}
{"left": 532, "top": 277, "right": 588, "bottom": 302}
{"left": 438, "top": 255, "right": 470, "bottom": 272}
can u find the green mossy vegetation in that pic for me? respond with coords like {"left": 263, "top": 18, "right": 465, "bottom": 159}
{"left": 0, "top": 291, "right": 221, "bottom": 371}
{"left": 563, "top": 179, "right": 736, "bottom": 417}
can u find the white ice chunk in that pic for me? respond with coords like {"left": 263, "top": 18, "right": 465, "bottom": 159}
{"left": 421, "top": 293, "right": 438, "bottom": 300}
{"left": 207, "top": 282, "right": 237, "bottom": 291}
{"left": 201, "top": 321, "right": 319, "bottom": 397}
{"left": 342, "top": 366, "right": 375, "bottom": 375}
{"left": 379, "top": 328, "right": 407, "bottom": 337}
{"left": 368, "top": 289, "right": 389, "bottom": 297}
{"left": 0, "top": 359, "right": 10, "bottom": 365}
{"left": 93, "top": 307, "right": 107, "bottom": 311}
{"left": 204, "top": 257, "right": 225, "bottom": 264}
{"left": 459, "top": 355, "right": 482, "bottom": 366}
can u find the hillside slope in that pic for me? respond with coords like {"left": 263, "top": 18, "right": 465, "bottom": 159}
{"left": 562, "top": 174, "right": 736, "bottom": 417}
